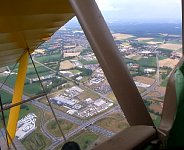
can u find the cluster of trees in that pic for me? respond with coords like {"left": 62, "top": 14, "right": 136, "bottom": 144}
{"left": 45, "top": 78, "right": 67, "bottom": 93}
{"left": 75, "top": 67, "right": 92, "bottom": 76}
{"left": 20, "top": 104, "right": 30, "bottom": 111}
{"left": 80, "top": 48, "right": 92, "bottom": 55}
{"left": 157, "top": 48, "right": 172, "bottom": 57}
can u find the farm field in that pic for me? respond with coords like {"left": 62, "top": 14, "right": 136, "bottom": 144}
{"left": 136, "top": 37, "right": 154, "bottom": 41}
{"left": 159, "top": 58, "right": 179, "bottom": 68}
{"left": 137, "top": 57, "right": 157, "bottom": 67}
{"left": 0, "top": 90, "right": 12, "bottom": 105}
{"left": 46, "top": 119, "right": 77, "bottom": 137}
{"left": 55, "top": 131, "right": 99, "bottom": 150}
{"left": 96, "top": 113, "right": 129, "bottom": 133}
{"left": 126, "top": 54, "right": 142, "bottom": 61}
{"left": 63, "top": 52, "right": 80, "bottom": 58}
{"left": 60, "top": 60, "right": 75, "bottom": 70}
{"left": 146, "top": 41, "right": 162, "bottom": 45}
{"left": 159, "top": 43, "right": 182, "bottom": 51}
{"left": 133, "top": 76, "right": 155, "bottom": 85}
{"left": 112, "top": 33, "right": 135, "bottom": 40}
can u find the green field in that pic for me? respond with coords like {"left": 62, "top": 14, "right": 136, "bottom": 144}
{"left": 0, "top": 104, "right": 37, "bottom": 128}
{"left": 153, "top": 116, "right": 161, "bottom": 127}
{"left": 157, "top": 48, "right": 173, "bottom": 56}
{"left": 73, "top": 132, "right": 99, "bottom": 150}
{"left": 0, "top": 90, "right": 12, "bottom": 104}
{"left": 46, "top": 119, "right": 77, "bottom": 137}
{"left": 27, "top": 71, "right": 54, "bottom": 79}
{"left": 161, "top": 78, "right": 168, "bottom": 87}
{"left": 26, "top": 65, "right": 52, "bottom": 76}
{"left": 24, "top": 82, "right": 43, "bottom": 96}
{"left": 137, "top": 57, "right": 157, "bottom": 68}
{"left": 79, "top": 59, "right": 98, "bottom": 65}
{"left": 124, "top": 58, "right": 135, "bottom": 64}
{"left": 34, "top": 53, "right": 61, "bottom": 63}
{"left": 158, "top": 55, "right": 168, "bottom": 60}
{"left": 96, "top": 113, "right": 129, "bottom": 133}
{"left": 77, "top": 87, "right": 100, "bottom": 100}
{"left": 56, "top": 131, "right": 99, "bottom": 150}
{"left": 22, "top": 131, "right": 51, "bottom": 150}
{"left": 70, "top": 69, "right": 82, "bottom": 74}
{"left": 22, "top": 107, "right": 52, "bottom": 150}
{"left": 167, "top": 40, "right": 182, "bottom": 45}
{"left": 0, "top": 74, "right": 17, "bottom": 88}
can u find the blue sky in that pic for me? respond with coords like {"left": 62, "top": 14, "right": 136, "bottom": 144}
{"left": 95, "top": 0, "right": 182, "bottom": 23}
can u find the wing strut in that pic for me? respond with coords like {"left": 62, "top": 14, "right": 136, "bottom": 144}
{"left": 69, "top": 0, "right": 153, "bottom": 126}
{"left": 7, "top": 51, "right": 29, "bottom": 143}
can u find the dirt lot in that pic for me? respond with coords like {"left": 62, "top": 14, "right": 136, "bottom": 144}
{"left": 147, "top": 91, "right": 161, "bottom": 98}
{"left": 157, "top": 86, "right": 166, "bottom": 96}
{"left": 63, "top": 52, "right": 80, "bottom": 58}
{"left": 60, "top": 60, "right": 75, "bottom": 70}
{"left": 96, "top": 113, "right": 129, "bottom": 133}
{"left": 134, "top": 76, "right": 155, "bottom": 85}
{"left": 146, "top": 41, "right": 162, "bottom": 45}
{"left": 107, "top": 92, "right": 117, "bottom": 102}
{"left": 112, "top": 33, "right": 135, "bottom": 40}
{"left": 136, "top": 38, "right": 154, "bottom": 41}
{"left": 126, "top": 54, "right": 142, "bottom": 60}
{"left": 159, "top": 43, "right": 182, "bottom": 51}
{"left": 149, "top": 101, "right": 162, "bottom": 114}
{"left": 159, "top": 58, "right": 179, "bottom": 68}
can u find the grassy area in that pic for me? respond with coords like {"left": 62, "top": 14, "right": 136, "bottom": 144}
{"left": 77, "top": 87, "right": 100, "bottom": 100}
{"left": 22, "top": 130, "right": 51, "bottom": 150}
{"left": 130, "top": 55, "right": 142, "bottom": 61}
{"left": 79, "top": 59, "right": 98, "bottom": 65}
{"left": 157, "top": 48, "right": 173, "bottom": 56}
{"left": 161, "top": 78, "right": 168, "bottom": 87}
{"left": 124, "top": 58, "right": 135, "bottom": 64}
{"left": 107, "top": 92, "right": 117, "bottom": 102}
{"left": 167, "top": 40, "right": 182, "bottom": 45}
{"left": 46, "top": 63, "right": 59, "bottom": 70}
{"left": 0, "top": 90, "right": 12, "bottom": 104}
{"left": 46, "top": 119, "right": 77, "bottom": 137}
{"left": 55, "top": 131, "right": 99, "bottom": 150}
{"left": 34, "top": 53, "right": 61, "bottom": 63}
{"left": 0, "top": 74, "right": 17, "bottom": 88}
{"left": 130, "top": 71, "right": 139, "bottom": 76}
{"left": 27, "top": 71, "right": 54, "bottom": 79}
{"left": 24, "top": 82, "right": 43, "bottom": 96}
{"left": 96, "top": 113, "right": 129, "bottom": 133}
{"left": 73, "top": 132, "right": 99, "bottom": 150}
{"left": 158, "top": 55, "right": 168, "bottom": 60}
{"left": 0, "top": 104, "right": 37, "bottom": 128}
{"left": 153, "top": 116, "right": 161, "bottom": 127}
{"left": 138, "top": 87, "right": 146, "bottom": 93}
{"left": 22, "top": 106, "right": 52, "bottom": 150}
{"left": 137, "top": 57, "right": 157, "bottom": 68}
{"left": 27, "top": 65, "right": 52, "bottom": 75}
{"left": 70, "top": 69, "right": 82, "bottom": 74}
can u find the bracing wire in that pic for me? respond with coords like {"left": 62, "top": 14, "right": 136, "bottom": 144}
{"left": 0, "top": 50, "right": 27, "bottom": 90}
{"left": 27, "top": 48, "right": 67, "bottom": 142}
{"left": 0, "top": 54, "right": 22, "bottom": 150}
{"left": 0, "top": 95, "right": 9, "bottom": 148}
{"left": 0, "top": 61, "right": 18, "bottom": 90}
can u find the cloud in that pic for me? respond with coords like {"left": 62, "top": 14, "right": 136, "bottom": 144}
{"left": 95, "top": 0, "right": 120, "bottom": 11}
{"left": 95, "top": 0, "right": 181, "bottom": 22}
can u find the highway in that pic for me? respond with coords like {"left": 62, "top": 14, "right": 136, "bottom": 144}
{"left": 141, "top": 54, "right": 160, "bottom": 98}
{"left": 0, "top": 82, "right": 118, "bottom": 150}
{"left": 0, "top": 59, "right": 127, "bottom": 150}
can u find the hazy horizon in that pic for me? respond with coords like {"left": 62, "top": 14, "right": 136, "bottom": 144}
{"left": 96, "top": 0, "right": 181, "bottom": 23}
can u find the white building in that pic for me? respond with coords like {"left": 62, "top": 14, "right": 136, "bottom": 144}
{"left": 16, "top": 113, "right": 37, "bottom": 140}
